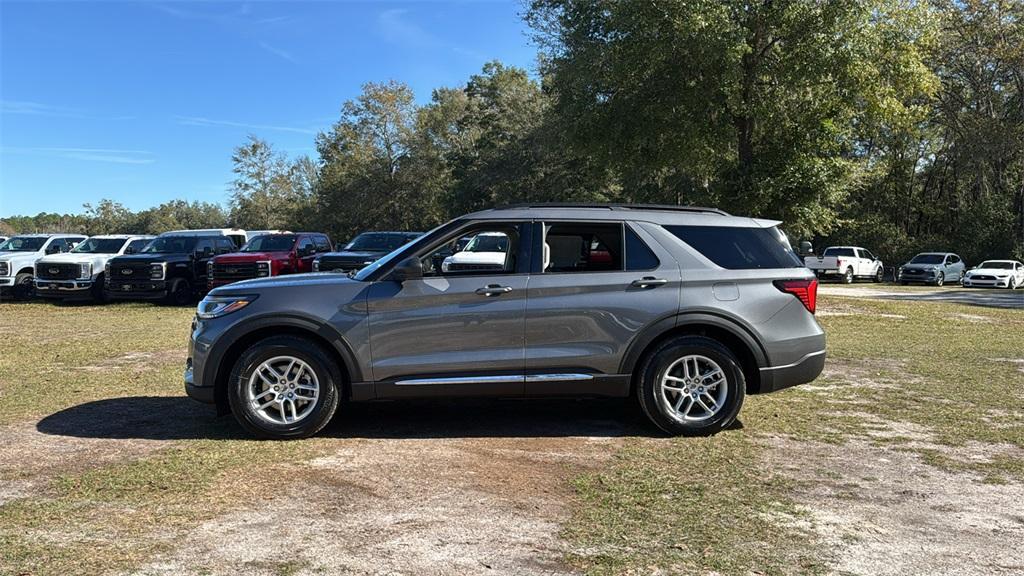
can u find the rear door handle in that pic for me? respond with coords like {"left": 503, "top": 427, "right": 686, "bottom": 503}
{"left": 631, "top": 277, "right": 668, "bottom": 288}
{"left": 475, "top": 284, "right": 513, "bottom": 297}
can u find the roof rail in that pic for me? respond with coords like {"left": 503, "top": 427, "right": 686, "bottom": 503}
{"left": 496, "top": 202, "right": 731, "bottom": 216}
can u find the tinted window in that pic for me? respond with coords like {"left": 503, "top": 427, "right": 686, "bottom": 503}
{"left": 243, "top": 235, "right": 296, "bottom": 252}
{"left": 346, "top": 233, "right": 400, "bottom": 252}
{"left": 423, "top": 225, "right": 522, "bottom": 276}
{"left": 297, "top": 237, "right": 315, "bottom": 255}
{"left": 625, "top": 226, "right": 659, "bottom": 271}
{"left": 543, "top": 223, "right": 623, "bottom": 273}
{"left": 860, "top": 249, "right": 875, "bottom": 260}
{"left": 665, "top": 225, "right": 802, "bottom": 269}
{"left": 215, "top": 237, "right": 236, "bottom": 253}
{"left": 71, "top": 238, "right": 128, "bottom": 254}
{"left": 949, "top": 255, "right": 960, "bottom": 264}
{"left": 126, "top": 239, "right": 152, "bottom": 253}
{"left": 142, "top": 236, "right": 197, "bottom": 254}
{"left": 196, "top": 239, "right": 214, "bottom": 254}
{"left": 823, "top": 247, "right": 856, "bottom": 257}
{"left": 48, "top": 239, "right": 67, "bottom": 253}
{"left": 314, "top": 235, "right": 331, "bottom": 252}
{"left": 910, "top": 254, "right": 944, "bottom": 264}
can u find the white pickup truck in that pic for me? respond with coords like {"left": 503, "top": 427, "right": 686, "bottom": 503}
{"left": 34, "top": 234, "right": 155, "bottom": 301}
{"left": 804, "top": 246, "right": 884, "bottom": 283}
{"left": 0, "top": 234, "right": 88, "bottom": 299}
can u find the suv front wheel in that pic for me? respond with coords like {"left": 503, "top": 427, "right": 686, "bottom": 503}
{"left": 228, "top": 335, "right": 341, "bottom": 439}
{"left": 637, "top": 336, "right": 745, "bottom": 436}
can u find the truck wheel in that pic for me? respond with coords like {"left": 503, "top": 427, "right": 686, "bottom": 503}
{"left": 934, "top": 272, "right": 945, "bottom": 287}
{"left": 12, "top": 272, "right": 35, "bottom": 301}
{"left": 91, "top": 274, "right": 108, "bottom": 303}
{"left": 873, "top": 267, "right": 883, "bottom": 283}
{"left": 166, "top": 278, "right": 192, "bottom": 306}
{"left": 843, "top": 267, "right": 854, "bottom": 284}
{"left": 636, "top": 335, "right": 745, "bottom": 436}
{"left": 228, "top": 335, "right": 341, "bottom": 440}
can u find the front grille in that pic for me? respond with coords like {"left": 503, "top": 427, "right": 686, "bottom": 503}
{"left": 213, "top": 262, "right": 258, "bottom": 281}
{"left": 318, "top": 259, "right": 362, "bottom": 272}
{"left": 36, "top": 263, "right": 80, "bottom": 280}
{"left": 447, "top": 263, "right": 504, "bottom": 272}
{"left": 970, "top": 275, "right": 995, "bottom": 281}
{"left": 107, "top": 262, "right": 153, "bottom": 283}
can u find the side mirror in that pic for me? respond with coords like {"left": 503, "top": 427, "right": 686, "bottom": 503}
{"left": 390, "top": 256, "right": 423, "bottom": 282}
{"left": 798, "top": 241, "right": 814, "bottom": 257}
{"left": 124, "top": 246, "right": 137, "bottom": 255}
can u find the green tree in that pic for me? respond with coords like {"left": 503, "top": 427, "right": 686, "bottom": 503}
{"left": 229, "top": 135, "right": 313, "bottom": 230}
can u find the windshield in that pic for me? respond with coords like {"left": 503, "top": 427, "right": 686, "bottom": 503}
{"left": 242, "top": 235, "right": 296, "bottom": 252}
{"left": 71, "top": 238, "right": 128, "bottom": 254}
{"left": 464, "top": 234, "right": 509, "bottom": 253}
{"left": 978, "top": 261, "right": 1014, "bottom": 270}
{"left": 823, "top": 247, "right": 855, "bottom": 257}
{"left": 142, "top": 236, "right": 197, "bottom": 254}
{"left": 0, "top": 237, "right": 47, "bottom": 252}
{"left": 346, "top": 233, "right": 405, "bottom": 252}
{"left": 909, "top": 254, "right": 945, "bottom": 264}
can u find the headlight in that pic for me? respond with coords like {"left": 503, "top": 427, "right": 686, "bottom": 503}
{"left": 256, "top": 261, "right": 271, "bottom": 277}
{"left": 150, "top": 263, "right": 165, "bottom": 280}
{"left": 79, "top": 263, "right": 92, "bottom": 279}
{"left": 0, "top": 261, "right": 9, "bottom": 277}
{"left": 196, "top": 294, "right": 257, "bottom": 319}
{"left": 313, "top": 260, "right": 320, "bottom": 272}
{"left": 207, "top": 261, "right": 214, "bottom": 275}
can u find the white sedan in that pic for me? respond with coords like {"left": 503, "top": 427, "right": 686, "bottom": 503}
{"left": 961, "top": 260, "right": 1024, "bottom": 289}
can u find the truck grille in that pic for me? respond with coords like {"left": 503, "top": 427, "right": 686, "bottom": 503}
{"left": 212, "top": 262, "right": 258, "bottom": 281}
{"left": 36, "top": 263, "right": 80, "bottom": 280}
{"left": 107, "top": 262, "right": 152, "bottom": 283}
{"left": 317, "top": 259, "right": 361, "bottom": 272}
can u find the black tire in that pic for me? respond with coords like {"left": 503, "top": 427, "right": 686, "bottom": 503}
{"left": 91, "top": 274, "right": 108, "bottom": 303}
{"left": 636, "top": 335, "right": 745, "bottom": 436}
{"left": 1009, "top": 277, "right": 1017, "bottom": 290}
{"left": 843, "top": 267, "right": 854, "bottom": 284}
{"left": 935, "top": 272, "right": 945, "bottom": 287}
{"left": 873, "top": 267, "right": 884, "bottom": 283}
{"left": 166, "top": 277, "right": 192, "bottom": 306}
{"left": 12, "top": 272, "right": 34, "bottom": 301}
{"left": 228, "top": 335, "right": 341, "bottom": 440}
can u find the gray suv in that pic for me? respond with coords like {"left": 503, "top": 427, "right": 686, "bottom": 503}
{"left": 185, "top": 204, "right": 826, "bottom": 439}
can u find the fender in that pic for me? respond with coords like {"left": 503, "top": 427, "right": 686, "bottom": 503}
{"left": 618, "top": 310, "right": 770, "bottom": 375}
{"left": 203, "top": 312, "right": 364, "bottom": 390}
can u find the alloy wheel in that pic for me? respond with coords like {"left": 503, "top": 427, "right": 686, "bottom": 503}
{"left": 246, "top": 355, "right": 320, "bottom": 425}
{"left": 658, "top": 354, "right": 728, "bottom": 423}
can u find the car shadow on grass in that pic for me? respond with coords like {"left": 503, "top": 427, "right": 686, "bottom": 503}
{"left": 36, "top": 396, "right": 672, "bottom": 440}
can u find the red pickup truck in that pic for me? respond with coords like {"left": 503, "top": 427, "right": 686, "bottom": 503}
{"left": 207, "top": 232, "right": 333, "bottom": 289}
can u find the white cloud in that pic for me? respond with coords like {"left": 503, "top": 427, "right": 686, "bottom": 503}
{"left": 174, "top": 115, "right": 318, "bottom": 135}
{"left": 2, "top": 146, "right": 155, "bottom": 164}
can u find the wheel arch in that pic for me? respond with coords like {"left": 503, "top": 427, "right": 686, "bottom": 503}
{"left": 208, "top": 316, "right": 360, "bottom": 415}
{"left": 620, "top": 313, "right": 769, "bottom": 395}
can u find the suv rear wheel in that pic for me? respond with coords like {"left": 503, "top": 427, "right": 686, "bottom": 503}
{"left": 636, "top": 336, "right": 745, "bottom": 436}
{"left": 228, "top": 335, "right": 340, "bottom": 439}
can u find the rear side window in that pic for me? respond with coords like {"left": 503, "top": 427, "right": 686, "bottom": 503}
{"left": 665, "top": 225, "right": 802, "bottom": 270}
{"left": 543, "top": 223, "right": 623, "bottom": 273}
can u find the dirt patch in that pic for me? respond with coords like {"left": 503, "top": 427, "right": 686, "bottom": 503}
{"left": 74, "top": 349, "right": 185, "bottom": 372}
{"left": 950, "top": 312, "right": 994, "bottom": 323}
{"left": 990, "top": 358, "right": 1024, "bottom": 374}
{"left": 132, "top": 434, "right": 618, "bottom": 575}
{"left": 802, "top": 358, "right": 914, "bottom": 393}
{"left": 766, "top": 436, "right": 1024, "bottom": 575}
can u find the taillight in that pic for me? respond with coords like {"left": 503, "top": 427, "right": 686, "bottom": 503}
{"left": 774, "top": 278, "right": 818, "bottom": 314}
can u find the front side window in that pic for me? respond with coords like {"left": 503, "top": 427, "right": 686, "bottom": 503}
{"left": 542, "top": 222, "right": 623, "bottom": 273}
{"left": 665, "top": 225, "right": 803, "bottom": 270}
{"left": 297, "top": 237, "right": 315, "bottom": 255}
{"left": 243, "top": 235, "right": 297, "bottom": 252}
{"left": 423, "top": 225, "right": 522, "bottom": 276}
{"left": 314, "top": 235, "right": 331, "bottom": 252}
{"left": 71, "top": 238, "right": 128, "bottom": 254}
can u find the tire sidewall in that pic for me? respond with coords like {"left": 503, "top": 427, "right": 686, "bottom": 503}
{"left": 167, "top": 278, "right": 192, "bottom": 306}
{"left": 228, "top": 337, "right": 341, "bottom": 439}
{"left": 637, "top": 336, "right": 745, "bottom": 436}
{"left": 935, "top": 272, "right": 944, "bottom": 287}
{"left": 13, "top": 272, "right": 34, "bottom": 300}
{"left": 844, "top": 268, "right": 853, "bottom": 283}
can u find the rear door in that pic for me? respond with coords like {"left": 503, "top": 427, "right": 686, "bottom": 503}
{"left": 524, "top": 221, "right": 680, "bottom": 393}
{"left": 296, "top": 236, "right": 316, "bottom": 272}
{"left": 367, "top": 221, "right": 532, "bottom": 397}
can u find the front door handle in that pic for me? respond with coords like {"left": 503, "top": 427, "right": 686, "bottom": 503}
{"left": 475, "top": 284, "right": 513, "bottom": 297}
{"left": 631, "top": 277, "right": 668, "bottom": 288}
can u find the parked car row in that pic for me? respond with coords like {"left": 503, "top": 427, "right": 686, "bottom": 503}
{"left": 0, "top": 228, "right": 430, "bottom": 305}
{"left": 802, "top": 245, "right": 1021, "bottom": 289}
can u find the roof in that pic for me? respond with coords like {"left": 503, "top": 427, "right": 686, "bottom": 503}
{"left": 463, "top": 203, "right": 778, "bottom": 228}
{"left": 89, "top": 234, "right": 156, "bottom": 240}
{"left": 7, "top": 233, "right": 86, "bottom": 238}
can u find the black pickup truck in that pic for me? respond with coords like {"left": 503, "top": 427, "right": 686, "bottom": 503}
{"left": 104, "top": 233, "right": 237, "bottom": 305}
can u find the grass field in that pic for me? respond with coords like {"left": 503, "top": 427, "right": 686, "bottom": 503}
{"left": 0, "top": 290, "right": 1021, "bottom": 575}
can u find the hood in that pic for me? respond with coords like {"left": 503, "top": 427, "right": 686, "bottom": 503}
{"left": 214, "top": 251, "right": 291, "bottom": 263}
{"left": 447, "top": 251, "right": 506, "bottom": 264}
{"left": 109, "top": 253, "right": 192, "bottom": 265}
{"left": 967, "top": 266, "right": 1013, "bottom": 276}
{"left": 211, "top": 272, "right": 359, "bottom": 294}
{"left": 321, "top": 250, "right": 387, "bottom": 260}
{"left": 36, "top": 252, "right": 109, "bottom": 265}
{"left": 0, "top": 250, "right": 43, "bottom": 264}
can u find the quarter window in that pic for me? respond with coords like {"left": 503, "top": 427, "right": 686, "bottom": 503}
{"left": 665, "top": 225, "right": 803, "bottom": 270}
{"left": 625, "top": 226, "right": 659, "bottom": 271}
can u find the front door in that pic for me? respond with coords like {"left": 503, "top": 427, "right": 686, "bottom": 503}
{"left": 524, "top": 221, "right": 681, "bottom": 393}
{"left": 367, "top": 221, "right": 532, "bottom": 398}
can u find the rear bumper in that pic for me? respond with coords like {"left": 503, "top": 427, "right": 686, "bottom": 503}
{"left": 758, "top": 349, "right": 826, "bottom": 393}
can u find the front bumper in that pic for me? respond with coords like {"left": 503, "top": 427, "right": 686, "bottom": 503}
{"left": 105, "top": 280, "right": 169, "bottom": 300}
{"left": 962, "top": 277, "right": 1011, "bottom": 288}
{"left": 184, "top": 359, "right": 216, "bottom": 403}
{"left": 899, "top": 270, "right": 939, "bottom": 283}
{"left": 0, "top": 277, "right": 13, "bottom": 287}
{"left": 758, "top": 349, "right": 827, "bottom": 393}
{"left": 34, "top": 279, "right": 95, "bottom": 298}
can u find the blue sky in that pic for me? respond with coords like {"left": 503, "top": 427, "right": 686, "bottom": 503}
{"left": 0, "top": 1, "right": 536, "bottom": 217}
